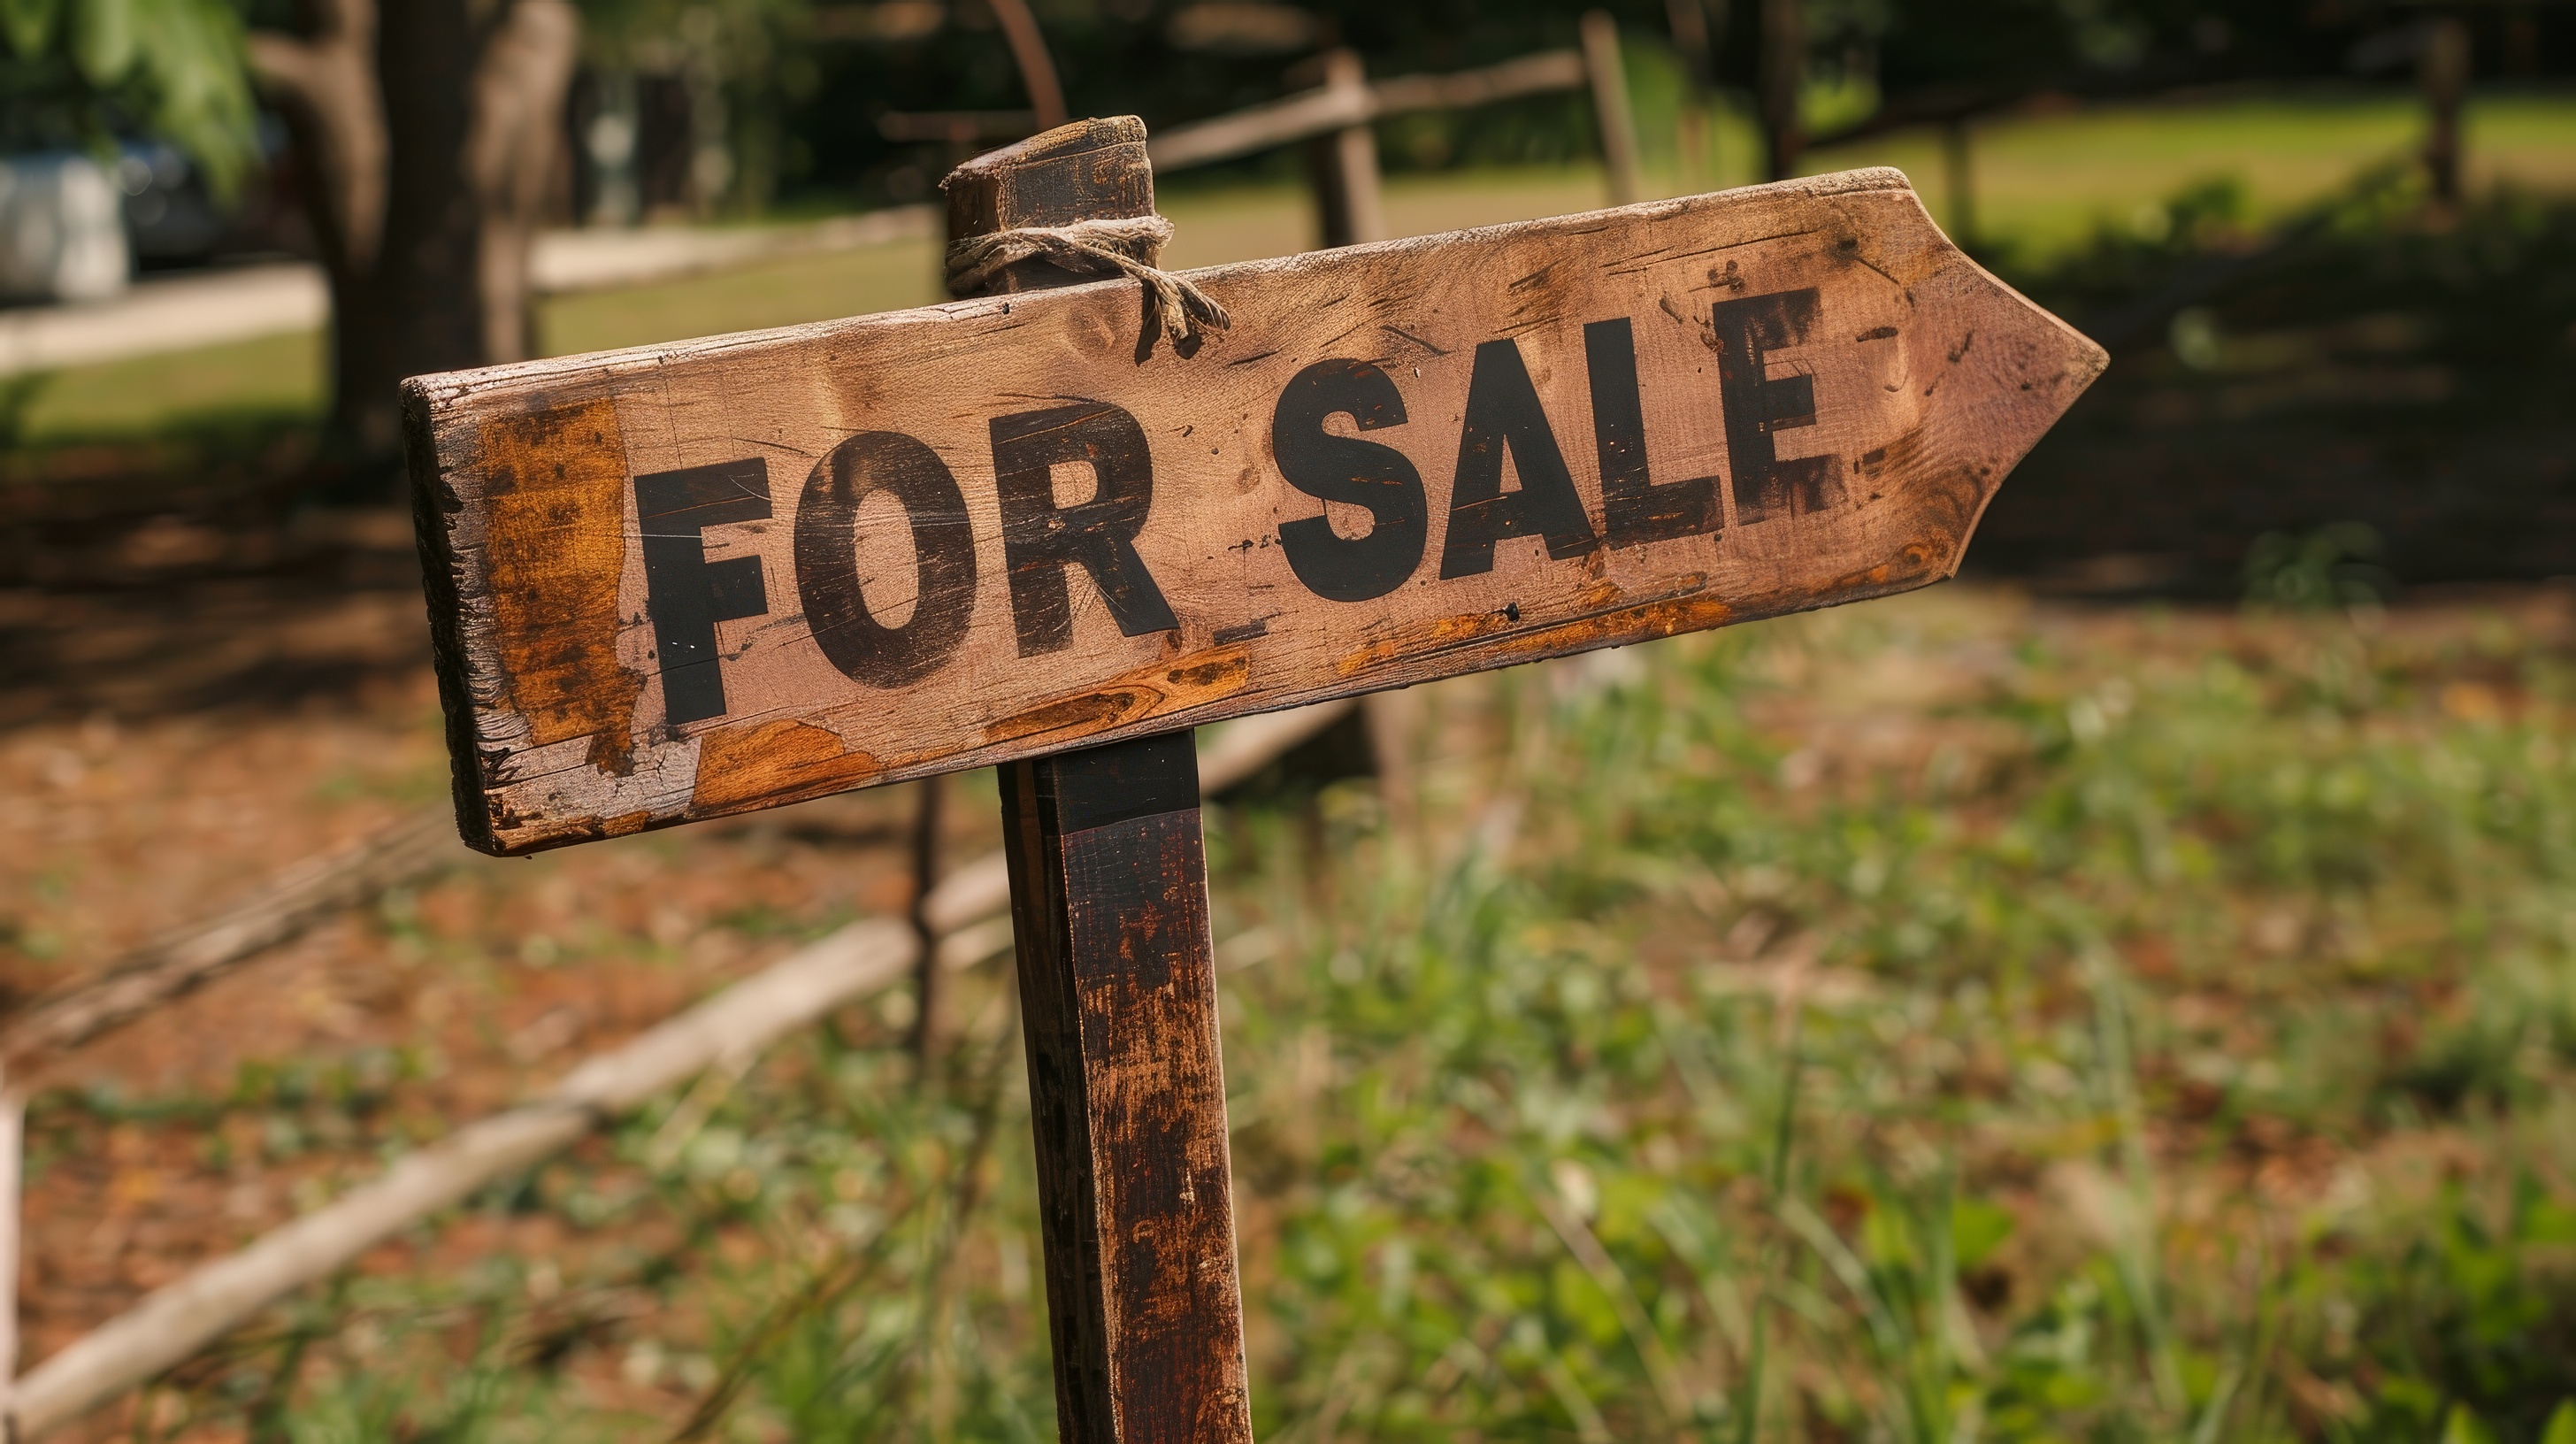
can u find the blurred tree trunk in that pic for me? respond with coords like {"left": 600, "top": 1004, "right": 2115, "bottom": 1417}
{"left": 1665, "top": 0, "right": 1720, "bottom": 186}
{"left": 251, "top": 0, "right": 579, "bottom": 468}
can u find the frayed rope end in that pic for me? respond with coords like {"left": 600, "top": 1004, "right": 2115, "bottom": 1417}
{"left": 944, "top": 215, "right": 1230, "bottom": 360}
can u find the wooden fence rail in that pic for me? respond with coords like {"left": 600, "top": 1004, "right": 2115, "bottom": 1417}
{"left": 1146, "top": 48, "right": 1589, "bottom": 173}
{"left": 1151, "top": 14, "right": 1642, "bottom": 274}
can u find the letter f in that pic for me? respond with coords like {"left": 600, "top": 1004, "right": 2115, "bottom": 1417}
{"left": 636, "top": 457, "right": 771, "bottom": 726}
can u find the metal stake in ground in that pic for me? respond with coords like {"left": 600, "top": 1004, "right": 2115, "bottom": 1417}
{"left": 944, "top": 119, "right": 1254, "bottom": 1444}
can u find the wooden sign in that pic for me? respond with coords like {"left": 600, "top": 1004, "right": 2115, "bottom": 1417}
{"left": 408, "top": 166, "right": 2104, "bottom": 856}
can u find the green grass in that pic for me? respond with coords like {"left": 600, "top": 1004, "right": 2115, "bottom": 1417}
{"left": 1805, "top": 92, "right": 2576, "bottom": 257}
{"left": 10, "top": 328, "right": 324, "bottom": 448}
{"left": 15, "top": 89, "right": 2573, "bottom": 448}
{"left": 61, "top": 586, "right": 2576, "bottom": 1442}
{"left": 537, "top": 241, "right": 947, "bottom": 357}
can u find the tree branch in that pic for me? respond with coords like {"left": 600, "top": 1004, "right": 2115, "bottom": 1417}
{"left": 985, "top": 0, "right": 1068, "bottom": 131}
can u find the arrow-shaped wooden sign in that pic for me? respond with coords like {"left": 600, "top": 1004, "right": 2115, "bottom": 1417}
{"left": 408, "top": 166, "right": 2104, "bottom": 856}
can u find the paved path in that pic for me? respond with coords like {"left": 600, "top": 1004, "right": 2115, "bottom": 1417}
{"left": 0, "top": 205, "right": 937, "bottom": 377}
{"left": 0, "top": 264, "right": 326, "bottom": 375}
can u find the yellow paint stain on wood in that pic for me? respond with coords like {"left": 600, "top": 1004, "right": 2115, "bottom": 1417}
{"left": 1478, "top": 594, "right": 1737, "bottom": 662}
{"left": 1577, "top": 572, "right": 1706, "bottom": 612}
{"left": 1333, "top": 611, "right": 1516, "bottom": 679}
{"left": 1337, "top": 587, "right": 1736, "bottom": 680}
{"left": 985, "top": 645, "right": 1253, "bottom": 746}
{"left": 478, "top": 399, "right": 640, "bottom": 774}
{"left": 1822, "top": 537, "right": 1948, "bottom": 595}
{"left": 693, "top": 719, "right": 887, "bottom": 813}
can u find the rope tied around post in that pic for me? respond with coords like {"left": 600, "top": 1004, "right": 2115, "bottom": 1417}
{"left": 944, "top": 215, "right": 1230, "bottom": 360}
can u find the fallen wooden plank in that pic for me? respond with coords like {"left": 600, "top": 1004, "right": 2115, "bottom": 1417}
{"left": 0, "top": 810, "right": 463, "bottom": 1077}
{"left": 408, "top": 165, "right": 2104, "bottom": 856}
{"left": 0, "top": 1083, "right": 20, "bottom": 1426}
{"left": 1148, "top": 79, "right": 1369, "bottom": 173}
{"left": 1367, "top": 50, "right": 1588, "bottom": 119}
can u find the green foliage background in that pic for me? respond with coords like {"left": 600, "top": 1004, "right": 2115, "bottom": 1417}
{"left": 0, "top": 0, "right": 256, "bottom": 190}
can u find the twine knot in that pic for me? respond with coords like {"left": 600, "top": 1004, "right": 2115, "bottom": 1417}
{"left": 944, "top": 215, "right": 1231, "bottom": 361}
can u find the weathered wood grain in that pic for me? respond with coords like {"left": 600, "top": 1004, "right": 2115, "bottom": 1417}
{"left": 1000, "top": 734, "right": 1250, "bottom": 1444}
{"left": 961, "top": 119, "right": 1254, "bottom": 1444}
{"left": 406, "top": 135, "right": 2104, "bottom": 856}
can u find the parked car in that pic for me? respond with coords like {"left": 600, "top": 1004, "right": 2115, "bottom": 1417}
{"left": 0, "top": 151, "right": 130, "bottom": 304}
{"left": 116, "top": 142, "right": 230, "bottom": 266}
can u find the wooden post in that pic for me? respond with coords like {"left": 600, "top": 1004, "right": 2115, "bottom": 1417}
{"left": 1665, "top": 0, "right": 1717, "bottom": 188}
{"left": 2421, "top": 15, "right": 2470, "bottom": 206}
{"left": 1303, "top": 49, "right": 1384, "bottom": 248}
{"left": 906, "top": 777, "right": 944, "bottom": 1065}
{"left": 2505, "top": 9, "right": 2540, "bottom": 77}
{"left": 1581, "top": 11, "right": 1643, "bottom": 206}
{"left": 942, "top": 119, "right": 1254, "bottom": 1444}
{"left": 1941, "top": 117, "right": 1976, "bottom": 249}
{"left": 1758, "top": 0, "right": 1805, "bottom": 180}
